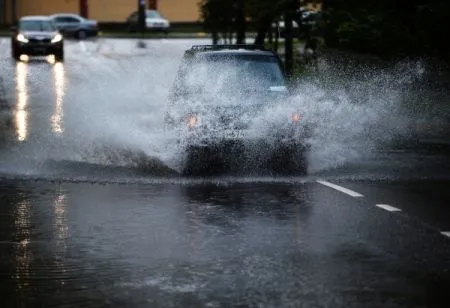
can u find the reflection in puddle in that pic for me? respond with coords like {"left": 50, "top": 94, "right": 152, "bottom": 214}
{"left": 51, "top": 63, "right": 65, "bottom": 134}
{"left": 14, "top": 199, "right": 32, "bottom": 289}
{"left": 15, "top": 62, "right": 28, "bottom": 141}
{"left": 53, "top": 192, "right": 68, "bottom": 277}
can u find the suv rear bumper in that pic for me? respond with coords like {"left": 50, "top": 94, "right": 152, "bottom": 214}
{"left": 182, "top": 123, "right": 310, "bottom": 149}
{"left": 182, "top": 137, "right": 309, "bottom": 175}
{"left": 185, "top": 137, "right": 308, "bottom": 153}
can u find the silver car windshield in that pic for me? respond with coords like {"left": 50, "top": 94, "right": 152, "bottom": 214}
{"left": 20, "top": 20, "right": 56, "bottom": 32}
{"left": 146, "top": 10, "right": 162, "bottom": 19}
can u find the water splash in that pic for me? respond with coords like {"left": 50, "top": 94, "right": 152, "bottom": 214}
{"left": 0, "top": 39, "right": 447, "bottom": 179}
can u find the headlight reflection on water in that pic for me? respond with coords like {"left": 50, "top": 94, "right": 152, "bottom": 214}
{"left": 15, "top": 62, "right": 28, "bottom": 142}
{"left": 51, "top": 62, "right": 65, "bottom": 134}
{"left": 53, "top": 192, "right": 69, "bottom": 280}
{"left": 14, "top": 199, "right": 32, "bottom": 289}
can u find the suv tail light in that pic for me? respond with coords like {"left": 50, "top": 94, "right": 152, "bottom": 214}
{"left": 291, "top": 112, "right": 302, "bottom": 123}
{"left": 184, "top": 114, "right": 198, "bottom": 128}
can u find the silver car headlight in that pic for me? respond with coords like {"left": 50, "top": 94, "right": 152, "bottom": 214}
{"left": 51, "top": 34, "right": 63, "bottom": 43}
{"left": 16, "top": 33, "right": 29, "bottom": 43}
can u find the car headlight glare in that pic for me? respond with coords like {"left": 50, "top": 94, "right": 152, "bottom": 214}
{"left": 16, "top": 33, "right": 29, "bottom": 43}
{"left": 51, "top": 34, "right": 63, "bottom": 43}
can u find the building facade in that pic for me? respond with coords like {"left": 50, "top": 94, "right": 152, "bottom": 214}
{"left": 2, "top": 1, "right": 321, "bottom": 25}
{"left": 2, "top": 0, "right": 202, "bottom": 24}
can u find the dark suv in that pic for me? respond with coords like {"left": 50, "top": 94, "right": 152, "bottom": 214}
{"left": 11, "top": 16, "right": 64, "bottom": 62}
{"left": 166, "top": 45, "right": 309, "bottom": 175}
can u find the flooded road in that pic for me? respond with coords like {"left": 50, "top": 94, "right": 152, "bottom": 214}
{"left": 1, "top": 38, "right": 450, "bottom": 307}
{"left": 1, "top": 180, "right": 450, "bottom": 307}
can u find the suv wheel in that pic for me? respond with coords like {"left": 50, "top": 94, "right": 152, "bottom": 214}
{"left": 182, "top": 146, "right": 219, "bottom": 176}
{"left": 270, "top": 145, "right": 307, "bottom": 175}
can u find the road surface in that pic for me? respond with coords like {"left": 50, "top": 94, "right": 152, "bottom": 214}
{"left": 0, "top": 37, "right": 450, "bottom": 307}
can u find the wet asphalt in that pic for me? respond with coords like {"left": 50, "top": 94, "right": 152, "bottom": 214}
{"left": 0, "top": 38, "right": 450, "bottom": 308}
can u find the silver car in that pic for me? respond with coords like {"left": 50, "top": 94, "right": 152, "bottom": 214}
{"left": 126, "top": 10, "right": 170, "bottom": 34}
{"left": 49, "top": 13, "right": 98, "bottom": 39}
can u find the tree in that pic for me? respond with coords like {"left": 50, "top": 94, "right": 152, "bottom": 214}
{"left": 199, "top": 0, "right": 319, "bottom": 75}
{"left": 235, "top": 0, "right": 246, "bottom": 44}
{"left": 246, "top": 0, "right": 301, "bottom": 45}
{"left": 320, "top": 0, "right": 450, "bottom": 63}
{"left": 199, "top": 0, "right": 237, "bottom": 44}
{"left": 200, "top": 0, "right": 310, "bottom": 45}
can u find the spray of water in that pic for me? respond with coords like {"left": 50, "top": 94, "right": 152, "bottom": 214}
{"left": 164, "top": 53, "right": 428, "bottom": 174}
{"left": 0, "top": 38, "right": 446, "bottom": 179}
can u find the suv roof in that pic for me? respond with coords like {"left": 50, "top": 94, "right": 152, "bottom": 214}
{"left": 184, "top": 44, "right": 277, "bottom": 58}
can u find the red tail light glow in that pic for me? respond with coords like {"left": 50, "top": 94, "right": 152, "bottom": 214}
{"left": 291, "top": 112, "right": 302, "bottom": 123}
{"left": 185, "top": 114, "right": 198, "bottom": 128}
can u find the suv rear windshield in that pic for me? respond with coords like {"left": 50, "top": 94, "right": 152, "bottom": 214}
{"left": 20, "top": 19, "right": 56, "bottom": 32}
{"left": 177, "top": 53, "right": 286, "bottom": 94}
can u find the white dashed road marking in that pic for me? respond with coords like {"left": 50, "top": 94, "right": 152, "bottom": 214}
{"left": 376, "top": 204, "right": 402, "bottom": 212}
{"left": 316, "top": 180, "right": 364, "bottom": 198}
{"left": 316, "top": 181, "right": 450, "bottom": 239}
{"left": 441, "top": 232, "right": 450, "bottom": 238}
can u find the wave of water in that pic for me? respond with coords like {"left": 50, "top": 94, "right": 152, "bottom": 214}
{"left": 0, "top": 39, "right": 447, "bottom": 180}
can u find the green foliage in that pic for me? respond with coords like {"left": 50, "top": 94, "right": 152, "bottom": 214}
{"left": 199, "top": 0, "right": 318, "bottom": 75}
{"left": 199, "top": 0, "right": 308, "bottom": 40}
{"left": 321, "top": 0, "right": 450, "bottom": 63}
{"left": 199, "top": 0, "right": 235, "bottom": 33}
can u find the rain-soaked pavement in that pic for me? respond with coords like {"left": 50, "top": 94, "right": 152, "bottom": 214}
{"left": 1, "top": 37, "right": 450, "bottom": 307}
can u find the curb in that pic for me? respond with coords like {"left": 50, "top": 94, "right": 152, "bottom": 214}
{"left": 0, "top": 32, "right": 211, "bottom": 39}
{"left": 97, "top": 31, "right": 211, "bottom": 40}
